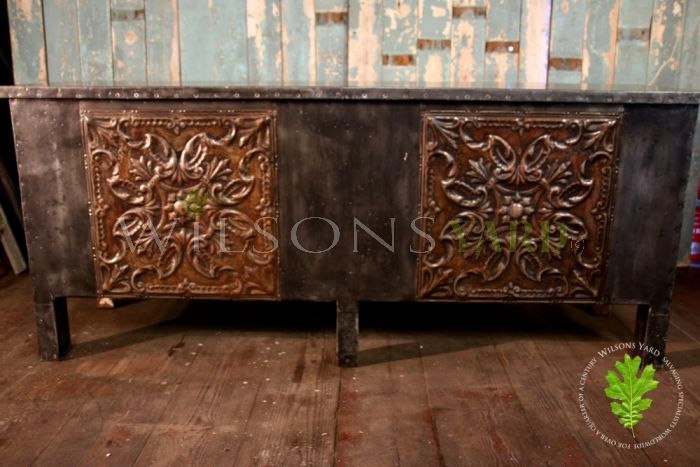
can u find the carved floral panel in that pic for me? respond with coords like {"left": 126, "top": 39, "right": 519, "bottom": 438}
{"left": 82, "top": 108, "right": 279, "bottom": 298}
{"left": 417, "top": 112, "right": 621, "bottom": 301}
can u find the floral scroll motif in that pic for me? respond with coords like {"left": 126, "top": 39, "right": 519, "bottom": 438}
{"left": 417, "top": 112, "right": 621, "bottom": 300}
{"left": 82, "top": 109, "right": 279, "bottom": 298}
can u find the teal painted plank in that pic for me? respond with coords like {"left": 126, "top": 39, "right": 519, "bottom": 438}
{"left": 382, "top": 65, "right": 416, "bottom": 83}
{"left": 348, "top": 0, "right": 383, "bottom": 84}
{"left": 451, "top": 2, "right": 486, "bottom": 85}
{"left": 484, "top": 0, "right": 521, "bottom": 86}
{"left": 317, "top": 20, "right": 348, "bottom": 85}
{"left": 549, "top": 0, "right": 586, "bottom": 57}
{"left": 383, "top": 0, "right": 418, "bottom": 55}
{"left": 485, "top": 0, "right": 521, "bottom": 41}
{"left": 315, "top": 0, "right": 347, "bottom": 85}
{"left": 179, "top": 0, "right": 247, "bottom": 84}
{"left": 111, "top": 0, "right": 146, "bottom": 83}
{"left": 548, "top": 0, "right": 585, "bottom": 85}
{"left": 146, "top": 0, "right": 180, "bottom": 84}
{"left": 582, "top": 0, "right": 620, "bottom": 87}
{"left": 281, "top": 0, "right": 316, "bottom": 84}
{"left": 680, "top": 0, "right": 700, "bottom": 88}
{"left": 247, "top": 0, "right": 282, "bottom": 84}
{"left": 43, "top": 0, "right": 81, "bottom": 84}
{"left": 417, "top": 0, "right": 450, "bottom": 85}
{"left": 646, "top": 0, "right": 686, "bottom": 88}
{"left": 614, "top": 0, "right": 654, "bottom": 85}
{"left": 547, "top": 69, "right": 581, "bottom": 85}
{"left": 316, "top": 0, "right": 345, "bottom": 10}
{"left": 77, "top": 0, "right": 112, "bottom": 84}
{"left": 7, "top": 0, "right": 47, "bottom": 84}
{"left": 418, "top": 0, "right": 450, "bottom": 39}
{"left": 518, "top": 0, "right": 551, "bottom": 86}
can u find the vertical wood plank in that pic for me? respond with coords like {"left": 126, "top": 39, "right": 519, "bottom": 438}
{"left": 179, "top": 0, "right": 248, "bottom": 84}
{"left": 613, "top": 0, "right": 654, "bottom": 85}
{"left": 111, "top": 0, "right": 146, "bottom": 83}
{"left": 548, "top": 0, "right": 586, "bottom": 84}
{"left": 77, "top": 0, "right": 112, "bottom": 84}
{"left": 518, "top": 0, "right": 551, "bottom": 86}
{"left": 582, "top": 0, "right": 620, "bottom": 87}
{"left": 146, "top": 0, "right": 180, "bottom": 84}
{"left": 680, "top": 0, "right": 700, "bottom": 88}
{"left": 451, "top": 0, "right": 486, "bottom": 85}
{"left": 43, "top": 0, "right": 81, "bottom": 84}
{"left": 647, "top": 0, "right": 686, "bottom": 88}
{"left": 417, "top": 0, "right": 452, "bottom": 85}
{"left": 315, "top": 0, "right": 348, "bottom": 85}
{"left": 247, "top": 0, "right": 282, "bottom": 84}
{"left": 348, "top": 0, "right": 382, "bottom": 84}
{"left": 382, "top": 0, "right": 418, "bottom": 83}
{"left": 281, "top": 0, "right": 317, "bottom": 84}
{"left": 484, "top": 0, "right": 521, "bottom": 86}
{"left": 7, "top": 0, "right": 48, "bottom": 84}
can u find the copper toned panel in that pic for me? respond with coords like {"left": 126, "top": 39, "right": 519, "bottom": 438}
{"left": 417, "top": 111, "right": 622, "bottom": 301}
{"left": 82, "top": 108, "right": 279, "bottom": 299}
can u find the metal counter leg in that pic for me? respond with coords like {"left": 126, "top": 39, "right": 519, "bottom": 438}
{"left": 634, "top": 303, "right": 671, "bottom": 369}
{"left": 336, "top": 299, "right": 359, "bottom": 367}
{"left": 34, "top": 297, "right": 71, "bottom": 360}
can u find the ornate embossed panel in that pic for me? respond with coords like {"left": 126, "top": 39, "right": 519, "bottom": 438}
{"left": 417, "top": 111, "right": 621, "bottom": 301}
{"left": 82, "top": 108, "right": 279, "bottom": 299}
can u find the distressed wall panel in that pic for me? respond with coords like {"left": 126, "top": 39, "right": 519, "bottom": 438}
{"left": 382, "top": 0, "right": 418, "bottom": 82}
{"left": 43, "top": 0, "right": 81, "bottom": 84}
{"left": 548, "top": 0, "right": 586, "bottom": 84}
{"left": 247, "top": 0, "right": 282, "bottom": 85}
{"left": 8, "top": 0, "right": 47, "bottom": 84}
{"left": 451, "top": 1, "right": 486, "bottom": 85}
{"left": 348, "top": 0, "right": 382, "bottom": 84}
{"left": 7, "top": 0, "right": 700, "bottom": 90}
{"left": 484, "top": 0, "right": 521, "bottom": 86}
{"left": 582, "top": 0, "right": 620, "bottom": 87}
{"left": 111, "top": 0, "right": 146, "bottom": 84}
{"left": 281, "top": 0, "right": 316, "bottom": 84}
{"left": 316, "top": 0, "right": 348, "bottom": 85}
{"left": 417, "top": 0, "right": 451, "bottom": 85}
{"left": 519, "top": 0, "right": 551, "bottom": 86}
{"left": 647, "top": 0, "right": 686, "bottom": 88}
{"left": 77, "top": 0, "right": 112, "bottom": 84}
{"left": 146, "top": 0, "right": 180, "bottom": 85}
{"left": 614, "top": 0, "right": 654, "bottom": 85}
{"left": 179, "top": 0, "right": 247, "bottom": 84}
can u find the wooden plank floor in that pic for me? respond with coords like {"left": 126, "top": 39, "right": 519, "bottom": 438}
{"left": 0, "top": 270, "right": 699, "bottom": 466}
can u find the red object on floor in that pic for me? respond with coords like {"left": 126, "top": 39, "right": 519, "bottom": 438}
{"left": 691, "top": 177, "right": 700, "bottom": 266}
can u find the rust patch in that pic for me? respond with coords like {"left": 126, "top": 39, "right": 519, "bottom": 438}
{"left": 417, "top": 39, "right": 451, "bottom": 50}
{"left": 549, "top": 57, "right": 583, "bottom": 71}
{"left": 111, "top": 8, "right": 144, "bottom": 21}
{"left": 485, "top": 41, "right": 520, "bottom": 53}
{"left": 617, "top": 27, "right": 650, "bottom": 41}
{"left": 316, "top": 11, "right": 348, "bottom": 25}
{"left": 382, "top": 54, "right": 416, "bottom": 66}
{"left": 453, "top": 6, "right": 487, "bottom": 18}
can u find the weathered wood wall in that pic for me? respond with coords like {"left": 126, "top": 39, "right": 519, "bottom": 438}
{"left": 6, "top": 0, "right": 700, "bottom": 262}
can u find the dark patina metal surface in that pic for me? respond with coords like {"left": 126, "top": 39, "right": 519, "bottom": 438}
{"left": 2, "top": 84, "right": 700, "bottom": 104}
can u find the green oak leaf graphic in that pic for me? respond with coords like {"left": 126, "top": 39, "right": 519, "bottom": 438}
{"left": 604, "top": 354, "right": 659, "bottom": 438}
